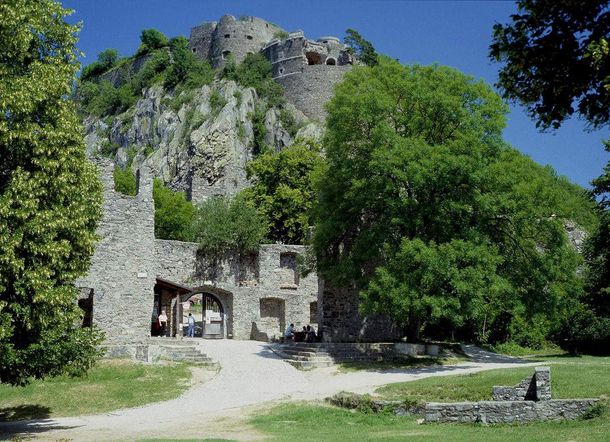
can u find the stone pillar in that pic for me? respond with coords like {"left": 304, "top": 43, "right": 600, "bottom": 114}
{"left": 535, "top": 366, "right": 552, "bottom": 401}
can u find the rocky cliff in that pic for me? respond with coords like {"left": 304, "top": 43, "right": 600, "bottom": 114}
{"left": 84, "top": 80, "right": 322, "bottom": 203}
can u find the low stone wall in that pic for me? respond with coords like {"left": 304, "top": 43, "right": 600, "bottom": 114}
{"left": 395, "top": 342, "right": 439, "bottom": 357}
{"left": 423, "top": 399, "right": 598, "bottom": 423}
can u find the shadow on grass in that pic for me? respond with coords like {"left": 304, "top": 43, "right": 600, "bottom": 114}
{"left": 0, "top": 404, "right": 78, "bottom": 439}
{"left": 336, "top": 357, "right": 465, "bottom": 373}
{"left": 0, "top": 404, "right": 51, "bottom": 422}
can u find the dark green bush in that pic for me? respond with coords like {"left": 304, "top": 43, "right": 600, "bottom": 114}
{"left": 80, "top": 48, "right": 120, "bottom": 82}
{"left": 222, "top": 53, "right": 285, "bottom": 107}
{"left": 137, "top": 28, "right": 169, "bottom": 55}
{"left": 153, "top": 179, "right": 195, "bottom": 241}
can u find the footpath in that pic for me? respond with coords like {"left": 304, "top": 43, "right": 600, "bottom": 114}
{"left": 0, "top": 341, "right": 536, "bottom": 441}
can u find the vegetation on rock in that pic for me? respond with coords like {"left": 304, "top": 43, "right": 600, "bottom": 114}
{"left": 0, "top": 0, "right": 104, "bottom": 385}
{"left": 344, "top": 29, "right": 378, "bottom": 66}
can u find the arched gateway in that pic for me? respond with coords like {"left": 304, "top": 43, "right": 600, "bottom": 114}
{"left": 154, "top": 278, "right": 233, "bottom": 339}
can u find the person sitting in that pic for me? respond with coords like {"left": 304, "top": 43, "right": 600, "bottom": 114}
{"left": 283, "top": 323, "right": 295, "bottom": 342}
{"left": 306, "top": 325, "right": 317, "bottom": 342}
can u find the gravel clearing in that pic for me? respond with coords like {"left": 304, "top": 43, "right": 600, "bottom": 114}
{"left": 0, "top": 340, "right": 537, "bottom": 441}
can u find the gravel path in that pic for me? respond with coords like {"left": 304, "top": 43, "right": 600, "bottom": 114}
{"left": 0, "top": 340, "right": 538, "bottom": 441}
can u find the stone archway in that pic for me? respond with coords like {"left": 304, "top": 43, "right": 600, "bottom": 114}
{"left": 180, "top": 286, "right": 233, "bottom": 339}
{"left": 305, "top": 51, "right": 323, "bottom": 65}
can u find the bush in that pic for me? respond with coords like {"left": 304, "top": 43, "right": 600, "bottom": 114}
{"left": 209, "top": 89, "right": 227, "bottom": 117}
{"left": 80, "top": 48, "right": 120, "bottom": 81}
{"left": 137, "top": 28, "right": 169, "bottom": 55}
{"left": 250, "top": 104, "right": 269, "bottom": 156}
{"left": 222, "top": 53, "right": 285, "bottom": 107}
{"left": 191, "top": 194, "right": 267, "bottom": 260}
{"left": 153, "top": 179, "right": 195, "bottom": 241}
{"left": 113, "top": 167, "right": 137, "bottom": 196}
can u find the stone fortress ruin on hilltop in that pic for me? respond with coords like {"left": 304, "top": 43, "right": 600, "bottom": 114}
{"left": 78, "top": 15, "right": 397, "bottom": 358}
{"left": 189, "top": 14, "right": 355, "bottom": 119}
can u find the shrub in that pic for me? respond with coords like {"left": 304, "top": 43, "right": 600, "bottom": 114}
{"left": 80, "top": 48, "right": 120, "bottom": 81}
{"left": 113, "top": 167, "right": 137, "bottom": 196}
{"left": 209, "top": 89, "right": 227, "bottom": 117}
{"left": 250, "top": 104, "right": 269, "bottom": 156}
{"left": 222, "top": 53, "right": 285, "bottom": 107}
{"left": 137, "top": 28, "right": 169, "bottom": 55}
{"left": 153, "top": 179, "right": 195, "bottom": 241}
{"left": 273, "top": 30, "right": 289, "bottom": 40}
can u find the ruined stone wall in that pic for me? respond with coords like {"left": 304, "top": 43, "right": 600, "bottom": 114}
{"left": 155, "top": 241, "right": 319, "bottom": 340}
{"left": 189, "top": 15, "right": 281, "bottom": 69}
{"left": 320, "top": 285, "right": 400, "bottom": 342}
{"left": 276, "top": 65, "right": 352, "bottom": 120}
{"left": 423, "top": 399, "right": 598, "bottom": 424}
{"left": 76, "top": 159, "right": 157, "bottom": 346}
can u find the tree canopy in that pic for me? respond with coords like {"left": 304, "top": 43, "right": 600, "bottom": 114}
{"left": 490, "top": 0, "right": 610, "bottom": 130}
{"left": 0, "top": 0, "right": 103, "bottom": 385}
{"left": 344, "top": 29, "right": 379, "bottom": 66}
{"left": 241, "top": 138, "right": 325, "bottom": 245}
{"left": 313, "top": 59, "right": 595, "bottom": 344}
{"left": 153, "top": 179, "right": 195, "bottom": 242}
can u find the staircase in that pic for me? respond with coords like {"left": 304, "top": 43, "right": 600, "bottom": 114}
{"left": 271, "top": 342, "right": 396, "bottom": 369}
{"left": 148, "top": 339, "right": 215, "bottom": 364}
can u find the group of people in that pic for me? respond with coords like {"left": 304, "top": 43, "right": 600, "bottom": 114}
{"left": 283, "top": 323, "right": 317, "bottom": 342}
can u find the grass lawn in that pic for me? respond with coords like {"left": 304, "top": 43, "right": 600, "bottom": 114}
{"left": 251, "top": 355, "right": 609, "bottom": 441}
{"left": 375, "top": 355, "right": 610, "bottom": 402}
{"left": 0, "top": 359, "right": 193, "bottom": 421}
{"left": 250, "top": 403, "right": 609, "bottom": 442}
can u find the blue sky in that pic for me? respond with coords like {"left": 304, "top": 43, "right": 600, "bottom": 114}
{"left": 63, "top": 0, "right": 608, "bottom": 189}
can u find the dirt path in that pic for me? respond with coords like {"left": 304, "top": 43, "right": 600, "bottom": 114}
{"left": 0, "top": 341, "right": 538, "bottom": 441}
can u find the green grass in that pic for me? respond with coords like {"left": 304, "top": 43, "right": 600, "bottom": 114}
{"left": 0, "top": 359, "right": 192, "bottom": 421}
{"left": 375, "top": 355, "right": 610, "bottom": 402}
{"left": 336, "top": 356, "right": 467, "bottom": 373}
{"left": 250, "top": 403, "right": 610, "bottom": 442}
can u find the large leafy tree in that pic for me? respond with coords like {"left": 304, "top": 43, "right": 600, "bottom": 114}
{"left": 153, "top": 179, "right": 195, "bottom": 242}
{"left": 241, "top": 138, "right": 326, "bottom": 245}
{"left": 490, "top": 0, "right": 610, "bottom": 352}
{"left": 0, "top": 0, "right": 103, "bottom": 385}
{"left": 314, "top": 59, "right": 594, "bottom": 343}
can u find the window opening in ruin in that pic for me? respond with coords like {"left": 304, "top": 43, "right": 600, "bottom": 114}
{"left": 222, "top": 50, "right": 231, "bottom": 60}
{"left": 279, "top": 252, "right": 299, "bottom": 286}
{"left": 279, "top": 68, "right": 284, "bottom": 75}
{"left": 224, "top": 34, "right": 230, "bottom": 38}
{"left": 247, "top": 35, "right": 253, "bottom": 40}
{"left": 305, "top": 51, "right": 322, "bottom": 65}
{"left": 326, "top": 57, "right": 336, "bottom": 65}
{"left": 78, "top": 288, "right": 93, "bottom": 328}
{"left": 310, "top": 301, "right": 318, "bottom": 324}
{"left": 192, "top": 48, "right": 197, "bottom": 53}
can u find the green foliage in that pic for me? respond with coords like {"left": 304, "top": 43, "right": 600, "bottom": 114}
{"left": 137, "top": 28, "right": 169, "bottom": 55}
{"left": 80, "top": 48, "right": 120, "bottom": 81}
{"left": 279, "top": 107, "right": 301, "bottom": 138}
{"left": 191, "top": 195, "right": 267, "bottom": 260}
{"left": 223, "top": 53, "right": 285, "bottom": 107}
{"left": 490, "top": 0, "right": 610, "bottom": 130}
{"left": 164, "top": 36, "right": 214, "bottom": 91}
{"left": 344, "top": 28, "right": 378, "bottom": 66}
{"left": 113, "top": 167, "right": 137, "bottom": 196}
{"left": 0, "top": 0, "right": 104, "bottom": 385}
{"left": 242, "top": 138, "right": 325, "bottom": 244}
{"left": 209, "top": 89, "right": 227, "bottom": 117}
{"left": 153, "top": 179, "right": 195, "bottom": 241}
{"left": 273, "top": 30, "right": 289, "bottom": 40}
{"left": 250, "top": 104, "right": 269, "bottom": 156}
{"left": 314, "top": 59, "right": 595, "bottom": 343}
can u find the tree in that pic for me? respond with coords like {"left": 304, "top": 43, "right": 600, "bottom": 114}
{"left": 0, "top": 0, "right": 104, "bottom": 385}
{"left": 153, "top": 179, "right": 195, "bottom": 241}
{"left": 242, "top": 138, "right": 326, "bottom": 244}
{"left": 490, "top": 0, "right": 610, "bottom": 130}
{"left": 313, "top": 59, "right": 594, "bottom": 343}
{"left": 490, "top": 0, "right": 610, "bottom": 353}
{"left": 191, "top": 195, "right": 267, "bottom": 261}
{"left": 344, "top": 29, "right": 379, "bottom": 66}
{"left": 222, "top": 53, "right": 285, "bottom": 107}
{"left": 80, "top": 48, "right": 120, "bottom": 81}
{"left": 138, "top": 28, "right": 169, "bottom": 55}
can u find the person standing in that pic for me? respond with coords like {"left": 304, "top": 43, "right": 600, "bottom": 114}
{"left": 284, "top": 323, "right": 295, "bottom": 342}
{"left": 158, "top": 310, "right": 168, "bottom": 336}
{"left": 187, "top": 313, "right": 195, "bottom": 337}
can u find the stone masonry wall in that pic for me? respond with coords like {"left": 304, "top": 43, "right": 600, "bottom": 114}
{"left": 76, "top": 159, "right": 158, "bottom": 345}
{"left": 276, "top": 65, "right": 352, "bottom": 120}
{"left": 320, "top": 285, "right": 400, "bottom": 342}
{"left": 423, "top": 399, "right": 598, "bottom": 424}
{"left": 155, "top": 240, "right": 319, "bottom": 340}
